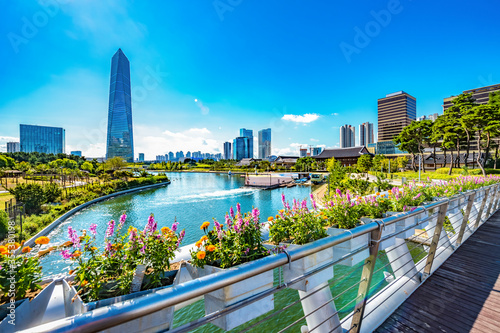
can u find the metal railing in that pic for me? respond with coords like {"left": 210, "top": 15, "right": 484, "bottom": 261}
{"left": 20, "top": 183, "right": 500, "bottom": 333}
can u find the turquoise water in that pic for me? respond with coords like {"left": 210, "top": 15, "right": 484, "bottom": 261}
{"left": 40, "top": 172, "right": 312, "bottom": 276}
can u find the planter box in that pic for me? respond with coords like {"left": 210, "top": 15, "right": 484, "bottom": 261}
{"left": 192, "top": 263, "right": 274, "bottom": 331}
{"left": 326, "top": 227, "right": 369, "bottom": 266}
{"left": 68, "top": 270, "right": 180, "bottom": 333}
{"left": 280, "top": 243, "right": 334, "bottom": 292}
{"left": 386, "top": 212, "right": 418, "bottom": 240}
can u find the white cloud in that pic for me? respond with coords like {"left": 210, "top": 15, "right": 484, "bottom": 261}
{"left": 272, "top": 143, "right": 308, "bottom": 156}
{"left": 281, "top": 113, "right": 320, "bottom": 124}
{"left": 310, "top": 138, "right": 319, "bottom": 142}
{"left": 331, "top": 113, "right": 339, "bottom": 116}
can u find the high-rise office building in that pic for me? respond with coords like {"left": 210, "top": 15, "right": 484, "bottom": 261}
{"left": 311, "top": 147, "right": 323, "bottom": 156}
{"left": 358, "top": 122, "right": 374, "bottom": 146}
{"left": 223, "top": 142, "right": 232, "bottom": 160}
{"left": 186, "top": 151, "right": 191, "bottom": 158}
{"left": 240, "top": 128, "right": 253, "bottom": 158}
{"left": 377, "top": 91, "right": 416, "bottom": 142}
{"left": 258, "top": 128, "right": 271, "bottom": 159}
{"left": 7, "top": 142, "right": 20, "bottom": 153}
{"left": 443, "top": 83, "right": 500, "bottom": 111}
{"left": 299, "top": 147, "right": 308, "bottom": 157}
{"left": 106, "top": 49, "right": 134, "bottom": 162}
{"left": 168, "top": 152, "right": 174, "bottom": 160}
{"left": 70, "top": 151, "right": 82, "bottom": 157}
{"left": 340, "top": 125, "right": 355, "bottom": 148}
{"left": 233, "top": 137, "right": 251, "bottom": 160}
{"left": 20, "top": 124, "right": 65, "bottom": 154}
{"left": 138, "top": 153, "right": 145, "bottom": 162}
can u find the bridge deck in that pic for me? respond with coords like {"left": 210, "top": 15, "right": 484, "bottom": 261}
{"left": 375, "top": 212, "right": 500, "bottom": 333}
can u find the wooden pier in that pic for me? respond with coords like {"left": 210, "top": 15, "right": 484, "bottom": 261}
{"left": 376, "top": 212, "right": 500, "bottom": 332}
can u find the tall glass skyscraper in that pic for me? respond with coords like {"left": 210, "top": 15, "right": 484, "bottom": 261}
{"left": 239, "top": 128, "right": 253, "bottom": 158}
{"left": 258, "top": 128, "right": 271, "bottom": 159}
{"left": 106, "top": 49, "right": 134, "bottom": 162}
{"left": 20, "top": 124, "right": 65, "bottom": 154}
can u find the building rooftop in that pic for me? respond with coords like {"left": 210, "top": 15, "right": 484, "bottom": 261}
{"left": 313, "top": 146, "right": 371, "bottom": 159}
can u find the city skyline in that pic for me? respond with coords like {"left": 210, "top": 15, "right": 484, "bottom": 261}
{"left": 1, "top": 2, "right": 500, "bottom": 159}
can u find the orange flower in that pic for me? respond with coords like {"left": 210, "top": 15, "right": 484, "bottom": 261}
{"left": 323, "top": 216, "right": 328, "bottom": 220}
{"left": 206, "top": 245, "right": 216, "bottom": 252}
{"left": 80, "top": 280, "right": 88, "bottom": 287}
{"left": 161, "top": 226, "right": 171, "bottom": 234}
{"left": 200, "top": 236, "right": 208, "bottom": 243}
{"left": 319, "top": 211, "right": 324, "bottom": 215}
{"left": 0, "top": 246, "right": 9, "bottom": 255}
{"left": 200, "top": 221, "right": 210, "bottom": 230}
{"left": 275, "top": 214, "right": 280, "bottom": 219}
{"left": 268, "top": 216, "right": 274, "bottom": 222}
{"left": 197, "top": 251, "right": 206, "bottom": 260}
{"left": 7, "top": 242, "right": 20, "bottom": 250}
{"left": 21, "top": 246, "right": 31, "bottom": 253}
{"left": 73, "top": 250, "right": 82, "bottom": 258}
{"left": 69, "top": 270, "right": 75, "bottom": 275}
{"left": 35, "top": 236, "right": 50, "bottom": 245}
{"left": 195, "top": 240, "right": 202, "bottom": 248}
{"left": 376, "top": 192, "right": 380, "bottom": 196}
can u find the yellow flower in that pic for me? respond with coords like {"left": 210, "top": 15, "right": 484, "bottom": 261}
{"left": 206, "top": 245, "right": 216, "bottom": 252}
{"left": 195, "top": 240, "right": 202, "bottom": 248}
{"left": 275, "top": 214, "right": 280, "bottom": 219}
{"left": 161, "top": 226, "right": 171, "bottom": 234}
{"left": 200, "top": 235, "right": 208, "bottom": 242}
{"left": 21, "top": 246, "right": 31, "bottom": 253}
{"left": 376, "top": 192, "right": 380, "bottom": 196}
{"left": 197, "top": 251, "right": 206, "bottom": 260}
{"left": 35, "top": 236, "right": 50, "bottom": 245}
{"left": 268, "top": 216, "right": 274, "bottom": 222}
{"left": 200, "top": 221, "right": 210, "bottom": 230}
{"left": 319, "top": 211, "right": 324, "bottom": 215}
{"left": 73, "top": 250, "right": 82, "bottom": 258}
{"left": 323, "top": 216, "right": 328, "bottom": 220}
{"left": 80, "top": 280, "right": 88, "bottom": 287}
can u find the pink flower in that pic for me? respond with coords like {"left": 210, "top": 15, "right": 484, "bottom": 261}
{"left": 61, "top": 249, "right": 72, "bottom": 259}
{"left": 336, "top": 188, "right": 342, "bottom": 196}
{"left": 68, "top": 226, "right": 80, "bottom": 248}
{"left": 236, "top": 203, "right": 241, "bottom": 213}
{"left": 229, "top": 206, "right": 235, "bottom": 218}
{"left": 144, "top": 214, "right": 157, "bottom": 235}
{"left": 105, "top": 220, "right": 115, "bottom": 238}
{"left": 171, "top": 222, "right": 179, "bottom": 232}
{"left": 176, "top": 230, "right": 185, "bottom": 246}
{"left": 89, "top": 224, "right": 97, "bottom": 236}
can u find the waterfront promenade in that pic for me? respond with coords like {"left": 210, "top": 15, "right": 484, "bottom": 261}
{"left": 375, "top": 211, "right": 500, "bottom": 332}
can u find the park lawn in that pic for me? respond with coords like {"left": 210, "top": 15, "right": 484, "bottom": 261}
{"left": 0, "top": 192, "right": 15, "bottom": 210}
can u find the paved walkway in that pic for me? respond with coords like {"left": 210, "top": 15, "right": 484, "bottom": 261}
{"left": 375, "top": 211, "right": 500, "bottom": 332}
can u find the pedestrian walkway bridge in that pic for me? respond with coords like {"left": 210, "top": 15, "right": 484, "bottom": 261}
{"left": 14, "top": 184, "right": 500, "bottom": 333}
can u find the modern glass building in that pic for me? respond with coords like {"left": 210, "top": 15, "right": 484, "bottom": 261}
{"left": 239, "top": 128, "right": 253, "bottom": 158}
{"left": 20, "top": 124, "right": 65, "bottom": 154}
{"left": 233, "top": 137, "right": 252, "bottom": 160}
{"left": 70, "top": 151, "right": 82, "bottom": 157}
{"left": 106, "top": 49, "right": 134, "bottom": 162}
{"left": 223, "top": 142, "right": 232, "bottom": 160}
{"left": 258, "top": 128, "right": 271, "bottom": 159}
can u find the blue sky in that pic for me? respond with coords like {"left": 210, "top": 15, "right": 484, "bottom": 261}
{"left": 1, "top": 0, "right": 499, "bottom": 159}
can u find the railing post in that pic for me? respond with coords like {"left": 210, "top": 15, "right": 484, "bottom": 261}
{"left": 485, "top": 185, "right": 498, "bottom": 218}
{"left": 456, "top": 193, "right": 475, "bottom": 247}
{"left": 494, "top": 184, "right": 500, "bottom": 211}
{"left": 350, "top": 223, "right": 383, "bottom": 333}
{"left": 422, "top": 202, "right": 449, "bottom": 280}
{"left": 474, "top": 188, "right": 490, "bottom": 229}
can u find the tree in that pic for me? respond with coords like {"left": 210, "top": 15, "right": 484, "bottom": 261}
{"left": 8, "top": 183, "right": 47, "bottom": 214}
{"left": 394, "top": 120, "right": 432, "bottom": 171}
{"left": 372, "top": 154, "right": 386, "bottom": 171}
{"left": 356, "top": 154, "right": 372, "bottom": 173}
{"left": 463, "top": 103, "right": 500, "bottom": 176}
{"left": 106, "top": 157, "right": 126, "bottom": 171}
{"left": 396, "top": 156, "right": 409, "bottom": 170}
{"left": 81, "top": 161, "right": 94, "bottom": 173}
{"left": 294, "top": 157, "right": 316, "bottom": 172}
{"left": 326, "top": 158, "right": 347, "bottom": 190}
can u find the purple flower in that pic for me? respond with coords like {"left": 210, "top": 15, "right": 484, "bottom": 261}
{"left": 244, "top": 247, "right": 250, "bottom": 256}
{"left": 68, "top": 226, "right": 80, "bottom": 248}
{"left": 105, "top": 241, "right": 113, "bottom": 252}
{"left": 105, "top": 220, "right": 115, "bottom": 239}
{"left": 252, "top": 208, "right": 260, "bottom": 222}
{"left": 89, "top": 223, "right": 97, "bottom": 236}
{"left": 61, "top": 249, "right": 73, "bottom": 259}
{"left": 171, "top": 222, "right": 179, "bottom": 232}
{"left": 310, "top": 194, "right": 317, "bottom": 210}
{"left": 129, "top": 228, "right": 138, "bottom": 242}
{"left": 176, "top": 230, "right": 185, "bottom": 247}
{"left": 144, "top": 214, "right": 157, "bottom": 235}
{"left": 236, "top": 203, "right": 241, "bottom": 213}
{"left": 118, "top": 213, "right": 127, "bottom": 230}
{"left": 301, "top": 199, "right": 308, "bottom": 210}
{"left": 230, "top": 206, "right": 235, "bottom": 218}
{"left": 336, "top": 188, "right": 342, "bottom": 196}
{"left": 140, "top": 245, "right": 146, "bottom": 255}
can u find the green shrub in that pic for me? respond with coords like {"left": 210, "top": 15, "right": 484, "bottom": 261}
{"left": 0, "top": 210, "right": 9, "bottom": 240}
